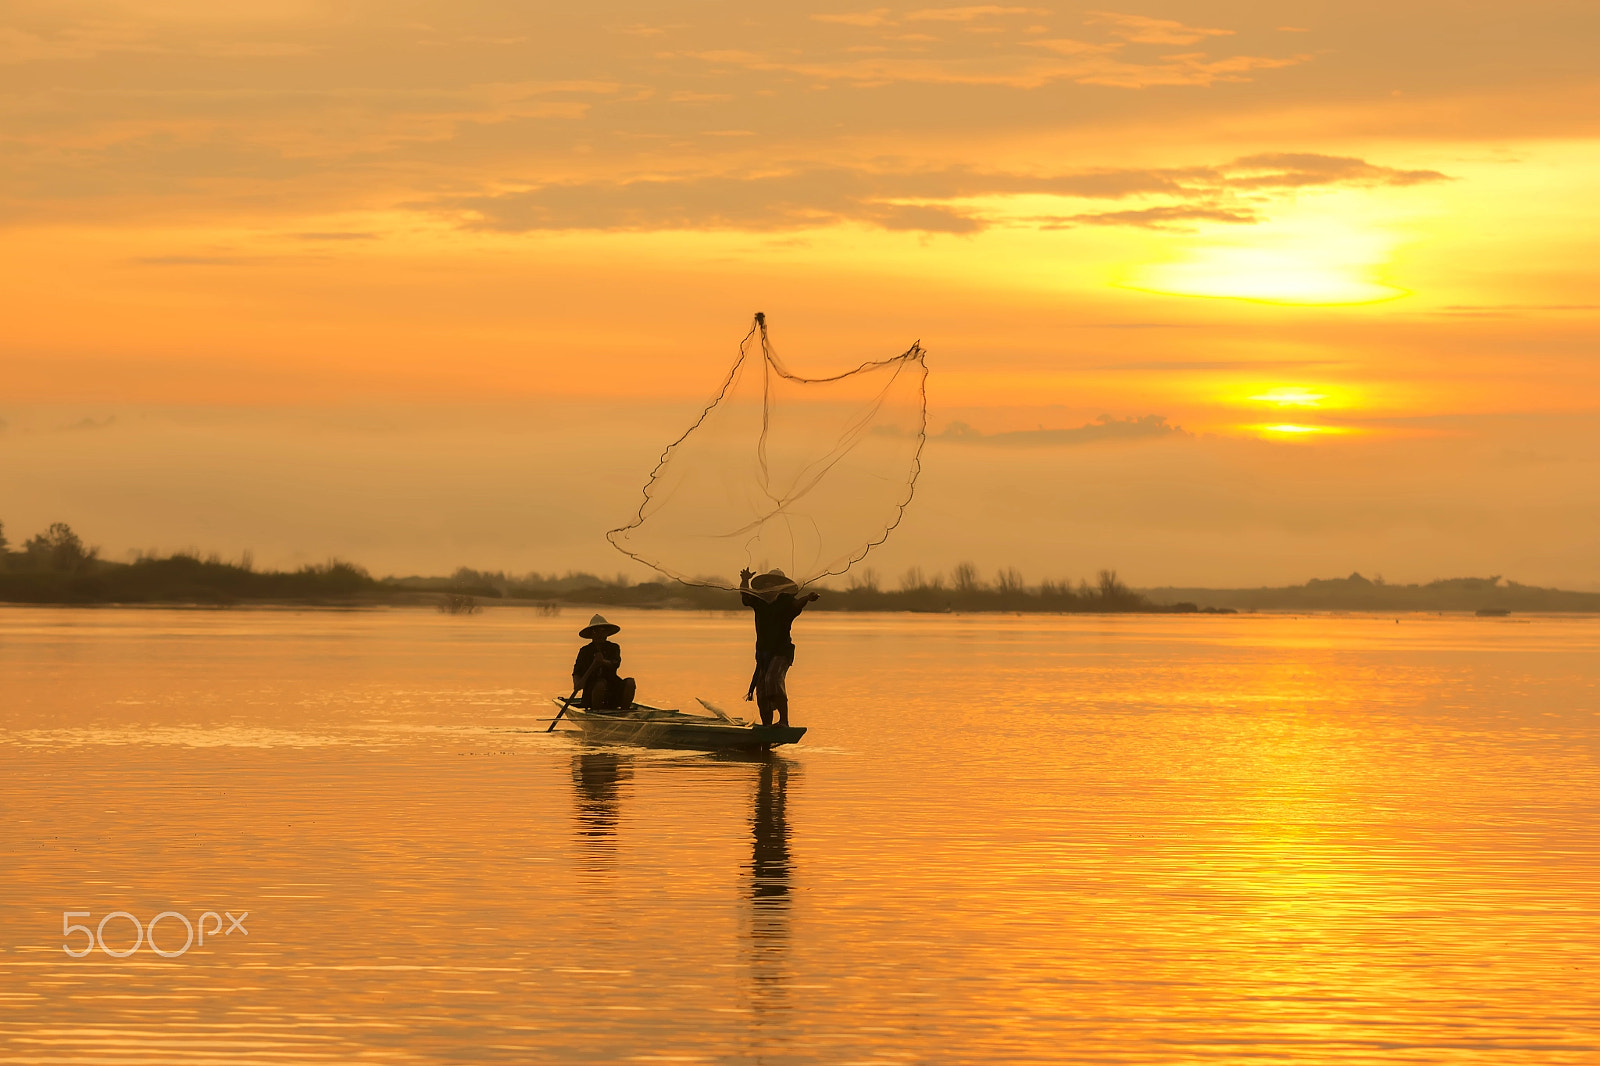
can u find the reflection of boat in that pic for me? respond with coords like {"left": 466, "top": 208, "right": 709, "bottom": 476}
{"left": 549, "top": 698, "right": 806, "bottom": 751}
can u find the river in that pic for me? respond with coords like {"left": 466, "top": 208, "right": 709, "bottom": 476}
{"left": 1, "top": 607, "right": 1596, "bottom": 1064}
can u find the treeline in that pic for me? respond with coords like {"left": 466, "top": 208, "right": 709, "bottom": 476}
{"left": 0, "top": 521, "right": 1231, "bottom": 613}
{"left": 386, "top": 567, "right": 735, "bottom": 610}
{"left": 0, "top": 521, "right": 376, "bottom": 605}
{"left": 402, "top": 563, "right": 1228, "bottom": 614}
{"left": 41, "top": 519, "right": 1592, "bottom": 615}
{"left": 815, "top": 565, "right": 1224, "bottom": 613}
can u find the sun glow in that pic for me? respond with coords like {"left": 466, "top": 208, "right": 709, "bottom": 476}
{"left": 1119, "top": 193, "right": 1412, "bottom": 306}
{"left": 1254, "top": 423, "right": 1351, "bottom": 437}
{"left": 1249, "top": 387, "right": 1332, "bottom": 408}
{"left": 1126, "top": 246, "right": 1404, "bottom": 305}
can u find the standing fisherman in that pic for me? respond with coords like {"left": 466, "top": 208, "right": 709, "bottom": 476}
{"left": 738, "top": 568, "right": 820, "bottom": 729}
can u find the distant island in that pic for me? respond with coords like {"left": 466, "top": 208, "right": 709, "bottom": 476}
{"left": 2, "top": 520, "right": 1597, "bottom": 614}
{"left": 1140, "top": 573, "right": 1600, "bottom": 613}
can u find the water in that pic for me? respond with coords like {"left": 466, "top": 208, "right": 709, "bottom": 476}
{"left": 1, "top": 607, "right": 1596, "bottom": 1064}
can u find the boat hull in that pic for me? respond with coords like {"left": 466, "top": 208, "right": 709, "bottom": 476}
{"left": 552, "top": 699, "right": 806, "bottom": 751}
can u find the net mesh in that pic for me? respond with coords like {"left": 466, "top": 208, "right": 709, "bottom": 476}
{"left": 608, "top": 313, "right": 927, "bottom": 590}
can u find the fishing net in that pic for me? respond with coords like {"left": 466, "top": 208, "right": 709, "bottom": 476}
{"left": 608, "top": 313, "right": 927, "bottom": 590}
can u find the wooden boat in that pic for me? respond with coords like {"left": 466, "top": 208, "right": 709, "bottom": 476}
{"left": 548, "top": 697, "right": 806, "bottom": 751}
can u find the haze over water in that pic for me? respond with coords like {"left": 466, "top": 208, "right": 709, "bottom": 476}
{"left": 2, "top": 607, "right": 1596, "bottom": 1064}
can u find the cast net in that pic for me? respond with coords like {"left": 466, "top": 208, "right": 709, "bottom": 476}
{"left": 608, "top": 313, "right": 927, "bottom": 590}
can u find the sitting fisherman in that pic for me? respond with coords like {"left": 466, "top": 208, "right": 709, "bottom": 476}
{"left": 739, "top": 568, "right": 820, "bottom": 729}
{"left": 572, "top": 613, "right": 636, "bottom": 711}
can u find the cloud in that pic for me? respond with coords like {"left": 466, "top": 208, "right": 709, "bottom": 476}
{"left": 132, "top": 254, "right": 254, "bottom": 266}
{"left": 63, "top": 415, "right": 117, "bottom": 432}
{"left": 812, "top": 10, "right": 896, "bottom": 27}
{"left": 869, "top": 202, "right": 985, "bottom": 233}
{"left": 1431, "top": 303, "right": 1600, "bottom": 317}
{"left": 1086, "top": 12, "right": 1234, "bottom": 46}
{"left": 433, "top": 152, "right": 1448, "bottom": 235}
{"left": 438, "top": 167, "right": 995, "bottom": 234}
{"left": 1227, "top": 153, "right": 1449, "bottom": 188}
{"left": 442, "top": 170, "right": 882, "bottom": 233}
{"left": 906, "top": 7, "right": 1048, "bottom": 22}
{"left": 691, "top": 40, "right": 1307, "bottom": 90}
{"left": 938, "top": 415, "right": 1188, "bottom": 446}
{"left": 1098, "top": 359, "right": 1343, "bottom": 369}
{"left": 436, "top": 167, "right": 1021, "bottom": 234}
{"left": 682, "top": 6, "right": 1303, "bottom": 91}
{"left": 1441, "top": 304, "right": 1598, "bottom": 311}
{"left": 1038, "top": 204, "right": 1260, "bottom": 230}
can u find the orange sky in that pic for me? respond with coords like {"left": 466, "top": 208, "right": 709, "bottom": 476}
{"left": 2, "top": 2, "right": 1597, "bottom": 586}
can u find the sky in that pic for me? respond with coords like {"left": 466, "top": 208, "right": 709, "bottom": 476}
{"left": 2, "top": 1, "right": 1597, "bottom": 587}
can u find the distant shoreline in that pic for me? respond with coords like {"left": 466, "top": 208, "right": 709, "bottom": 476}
{"left": 3, "top": 523, "right": 1597, "bottom": 614}
{"left": 1, "top": 599, "right": 1596, "bottom": 617}
{"left": 1139, "top": 572, "right": 1600, "bottom": 613}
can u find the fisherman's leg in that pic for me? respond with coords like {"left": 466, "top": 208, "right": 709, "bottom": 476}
{"left": 771, "top": 656, "right": 792, "bottom": 728}
{"left": 754, "top": 664, "right": 775, "bottom": 727}
{"left": 619, "top": 677, "right": 636, "bottom": 708}
{"left": 589, "top": 678, "right": 613, "bottom": 710}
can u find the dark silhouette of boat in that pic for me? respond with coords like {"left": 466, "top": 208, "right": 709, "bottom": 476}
{"left": 548, "top": 697, "right": 805, "bottom": 751}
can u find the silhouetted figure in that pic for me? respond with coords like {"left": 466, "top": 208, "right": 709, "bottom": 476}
{"left": 571, "top": 613, "right": 637, "bottom": 710}
{"left": 571, "top": 752, "right": 633, "bottom": 873}
{"left": 739, "top": 569, "right": 819, "bottom": 728}
{"left": 745, "top": 758, "right": 795, "bottom": 1031}
{"left": 749, "top": 759, "right": 791, "bottom": 908}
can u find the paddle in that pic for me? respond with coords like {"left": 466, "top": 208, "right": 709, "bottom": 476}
{"left": 545, "top": 688, "right": 578, "bottom": 732}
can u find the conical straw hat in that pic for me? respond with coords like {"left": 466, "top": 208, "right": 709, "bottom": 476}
{"left": 579, "top": 613, "right": 621, "bottom": 638}
{"left": 748, "top": 568, "right": 800, "bottom": 603}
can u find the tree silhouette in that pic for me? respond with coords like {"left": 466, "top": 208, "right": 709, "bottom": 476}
{"left": 23, "top": 523, "right": 97, "bottom": 573}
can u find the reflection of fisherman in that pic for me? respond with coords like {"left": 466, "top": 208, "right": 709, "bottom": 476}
{"left": 571, "top": 752, "right": 632, "bottom": 843}
{"left": 750, "top": 759, "right": 791, "bottom": 906}
{"left": 746, "top": 758, "right": 794, "bottom": 1026}
{"left": 739, "top": 569, "right": 820, "bottom": 728}
{"left": 571, "top": 613, "right": 637, "bottom": 710}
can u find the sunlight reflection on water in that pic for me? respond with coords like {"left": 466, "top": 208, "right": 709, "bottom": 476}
{"left": 1, "top": 607, "right": 1596, "bottom": 1064}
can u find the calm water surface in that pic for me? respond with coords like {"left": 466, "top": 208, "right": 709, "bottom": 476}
{"left": 1, "top": 607, "right": 1596, "bottom": 1064}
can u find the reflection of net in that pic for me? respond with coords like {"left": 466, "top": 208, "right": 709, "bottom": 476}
{"left": 608, "top": 313, "right": 927, "bottom": 590}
